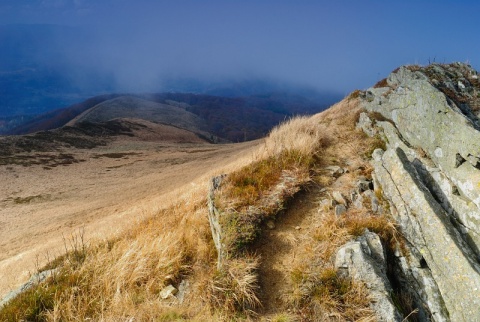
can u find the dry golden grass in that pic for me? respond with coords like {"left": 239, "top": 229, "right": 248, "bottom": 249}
{"left": 205, "top": 256, "right": 261, "bottom": 315}
{"left": 262, "top": 115, "right": 330, "bottom": 158}
{"left": 1, "top": 96, "right": 399, "bottom": 321}
{"left": 278, "top": 99, "right": 401, "bottom": 321}
{"left": 294, "top": 266, "right": 376, "bottom": 321}
{"left": 215, "top": 115, "right": 332, "bottom": 258}
{"left": 0, "top": 155, "right": 257, "bottom": 321}
{"left": 220, "top": 115, "right": 331, "bottom": 210}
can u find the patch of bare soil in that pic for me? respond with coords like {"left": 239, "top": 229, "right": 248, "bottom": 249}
{"left": 0, "top": 133, "right": 259, "bottom": 299}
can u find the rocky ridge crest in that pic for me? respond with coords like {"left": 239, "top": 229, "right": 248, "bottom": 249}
{"left": 358, "top": 62, "right": 480, "bottom": 321}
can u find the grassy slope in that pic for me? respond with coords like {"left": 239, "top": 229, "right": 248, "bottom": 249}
{"left": 67, "top": 96, "right": 209, "bottom": 135}
{"left": 0, "top": 96, "right": 399, "bottom": 321}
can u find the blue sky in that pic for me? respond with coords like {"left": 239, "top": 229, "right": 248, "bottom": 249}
{"left": 1, "top": 0, "right": 479, "bottom": 94}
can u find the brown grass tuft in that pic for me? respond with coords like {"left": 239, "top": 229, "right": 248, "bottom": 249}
{"left": 348, "top": 89, "right": 363, "bottom": 101}
{"left": 374, "top": 78, "right": 389, "bottom": 88}
{"left": 204, "top": 256, "right": 261, "bottom": 315}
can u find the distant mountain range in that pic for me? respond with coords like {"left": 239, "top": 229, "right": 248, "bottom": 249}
{"left": 4, "top": 92, "right": 332, "bottom": 143}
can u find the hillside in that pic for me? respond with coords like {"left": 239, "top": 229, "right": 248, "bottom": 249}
{"left": 0, "top": 121, "right": 260, "bottom": 309}
{"left": 2, "top": 62, "right": 480, "bottom": 321}
{"left": 66, "top": 96, "right": 212, "bottom": 140}
{"left": 6, "top": 92, "right": 330, "bottom": 143}
{"left": 5, "top": 94, "right": 122, "bottom": 135}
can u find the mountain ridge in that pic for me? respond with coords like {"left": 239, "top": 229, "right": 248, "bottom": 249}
{"left": 3, "top": 62, "right": 480, "bottom": 321}
{"left": 5, "top": 91, "right": 331, "bottom": 143}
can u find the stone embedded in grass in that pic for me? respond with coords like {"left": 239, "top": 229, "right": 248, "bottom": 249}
{"left": 0, "top": 269, "right": 58, "bottom": 308}
{"left": 352, "top": 192, "right": 364, "bottom": 209}
{"left": 176, "top": 280, "right": 189, "bottom": 304}
{"left": 319, "top": 198, "right": 332, "bottom": 210}
{"left": 160, "top": 285, "right": 178, "bottom": 299}
{"left": 335, "top": 204, "right": 347, "bottom": 216}
{"left": 332, "top": 191, "right": 347, "bottom": 205}
{"left": 325, "top": 165, "right": 344, "bottom": 177}
{"left": 356, "top": 178, "right": 373, "bottom": 193}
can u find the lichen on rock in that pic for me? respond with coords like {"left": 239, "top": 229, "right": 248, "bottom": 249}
{"left": 361, "top": 62, "right": 480, "bottom": 321}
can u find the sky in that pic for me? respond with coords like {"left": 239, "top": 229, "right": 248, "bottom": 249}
{"left": 1, "top": 0, "right": 480, "bottom": 95}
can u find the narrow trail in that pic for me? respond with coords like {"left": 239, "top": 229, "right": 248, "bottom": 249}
{"left": 254, "top": 185, "right": 326, "bottom": 319}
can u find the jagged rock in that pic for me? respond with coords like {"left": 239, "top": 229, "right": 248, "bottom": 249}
{"left": 176, "top": 280, "right": 189, "bottom": 304}
{"left": 332, "top": 190, "right": 347, "bottom": 205}
{"left": 352, "top": 192, "right": 364, "bottom": 209}
{"left": 365, "top": 64, "right": 480, "bottom": 214}
{"left": 373, "top": 147, "right": 480, "bottom": 321}
{"left": 356, "top": 112, "right": 377, "bottom": 137}
{"left": 361, "top": 63, "right": 480, "bottom": 321}
{"left": 319, "top": 198, "right": 332, "bottom": 209}
{"left": 160, "top": 284, "right": 178, "bottom": 299}
{"left": 207, "top": 175, "right": 227, "bottom": 269}
{"left": 411, "top": 159, "right": 480, "bottom": 261}
{"left": 360, "top": 190, "right": 381, "bottom": 214}
{"left": 356, "top": 178, "right": 373, "bottom": 193}
{"left": 335, "top": 204, "right": 347, "bottom": 216}
{"left": 365, "top": 90, "right": 375, "bottom": 102}
{"left": 335, "top": 230, "right": 402, "bottom": 321}
{"left": 325, "top": 165, "right": 344, "bottom": 177}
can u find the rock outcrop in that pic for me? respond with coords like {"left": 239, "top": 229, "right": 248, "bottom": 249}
{"left": 0, "top": 269, "right": 57, "bottom": 308}
{"left": 207, "top": 175, "right": 227, "bottom": 269}
{"left": 335, "top": 230, "right": 403, "bottom": 321}
{"left": 361, "top": 62, "right": 480, "bottom": 321}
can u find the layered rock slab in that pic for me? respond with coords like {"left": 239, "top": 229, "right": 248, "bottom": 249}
{"left": 372, "top": 147, "right": 480, "bottom": 320}
{"left": 361, "top": 63, "right": 480, "bottom": 321}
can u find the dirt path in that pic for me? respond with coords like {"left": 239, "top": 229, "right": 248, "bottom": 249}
{"left": 0, "top": 138, "right": 260, "bottom": 299}
{"left": 254, "top": 185, "right": 325, "bottom": 318}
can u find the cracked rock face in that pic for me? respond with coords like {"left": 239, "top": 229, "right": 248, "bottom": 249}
{"left": 363, "top": 62, "right": 480, "bottom": 322}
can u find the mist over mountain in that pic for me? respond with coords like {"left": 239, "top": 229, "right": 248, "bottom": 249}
{"left": 0, "top": 24, "right": 116, "bottom": 116}
{"left": 0, "top": 24, "right": 342, "bottom": 124}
